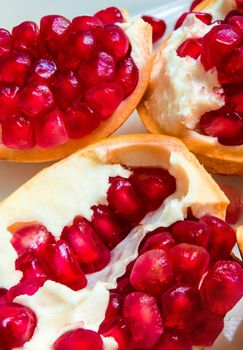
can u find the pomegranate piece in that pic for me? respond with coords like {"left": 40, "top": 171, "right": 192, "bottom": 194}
{"left": 95, "top": 7, "right": 124, "bottom": 26}
{"left": 0, "top": 85, "right": 19, "bottom": 121}
{"left": 105, "top": 292, "right": 123, "bottom": 320}
{"left": 61, "top": 216, "right": 110, "bottom": 273}
{"left": 63, "top": 30, "right": 97, "bottom": 60}
{"left": 171, "top": 243, "right": 209, "bottom": 284}
{"left": 16, "top": 252, "right": 47, "bottom": 281}
{"left": 190, "top": 0, "right": 204, "bottom": 10}
{"left": 130, "top": 167, "right": 176, "bottom": 211}
{"left": 177, "top": 38, "right": 202, "bottom": 59}
{"left": 192, "top": 313, "right": 224, "bottom": 346}
{"left": 0, "top": 289, "right": 7, "bottom": 304}
{"left": 171, "top": 220, "right": 211, "bottom": 249}
{"left": 219, "top": 183, "right": 242, "bottom": 225}
{"left": 114, "top": 276, "right": 133, "bottom": 296}
{"left": 175, "top": 12, "right": 212, "bottom": 30}
{"left": 0, "top": 53, "right": 31, "bottom": 85}
{"left": 71, "top": 16, "right": 104, "bottom": 36}
{"left": 91, "top": 205, "right": 128, "bottom": 249}
{"left": 139, "top": 230, "right": 176, "bottom": 254}
{"left": 85, "top": 82, "right": 124, "bottom": 119}
{"left": 236, "top": 0, "right": 243, "bottom": 10}
{"left": 200, "top": 215, "right": 236, "bottom": 260}
{"left": 101, "top": 25, "right": 129, "bottom": 61}
{"left": 40, "top": 15, "right": 70, "bottom": 52}
{"left": 200, "top": 24, "right": 241, "bottom": 70}
{"left": 154, "top": 331, "right": 192, "bottom": 350}
{"left": 228, "top": 15, "right": 243, "bottom": 35}
{"left": 54, "top": 329, "right": 103, "bottom": 350}
{"left": 12, "top": 21, "right": 39, "bottom": 54}
{"left": 115, "top": 57, "right": 139, "bottom": 98}
{"left": 18, "top": 83, "right": 54, "bottom": 118}
{"left": 130, "top": 249, "right": 174, "bottom": 295}
{"left": 2, "top": 114, "right": 34, "bottom": 149}
{"left": 224, "top": 84, "right": 243, "bottom": 113}
{"left": 99, "top": 316, "right": 132, "bottom": 350}
{"left": 107, "top": 176, "right": 145, "bottom": 223}
{"left": 161, "top": 285, "right": 202, "bottom": 330}
{"left": 218, "top": 46, "right": 243, "bottom": 84}
{"left": 200, "top": 260, "right": 243, "bottom": 315}
{"left": 31, "top": 59, "right": 57, "bottom": 82}
{"left": 123, "top": 292, "right": 164, "bottom": 349}
{"left": 7, "top": 279, "right": 45, "bottom": 301}
{"left": 142, "top": 16, "right": 166, "bottom": 43}
{"left": 225, "top": 9, "right": 243, "bottom": 22}
{"left": 0, "top": 29, "right": 12, "bottom": 56}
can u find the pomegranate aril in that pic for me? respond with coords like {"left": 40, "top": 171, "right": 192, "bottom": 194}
{"left": 225, "top": 10, "right": 243, "bottom": 22}
{"left": 105, "top": 292, "right": 123, "bottom": 320}
{"left": 12, "top": 21, "right": 39, "bottom": 54}
{"left": 175, "top": 12, "right": 212, "bottom": 30}
{"left": 2, "top": 114, "right": 34, "bottom": 149}
{"left": 161, "top": 285, "right": 202, "bottom": 330}
{"left": 0, "top": 289, "right": 7, "bottom": 304}
{"left": 200, "top": 215, "right": 236, "bottom": 260}
{"left": 219, "top": 183, "right": 242, "bottom": 225}
{"left": 192, "top": 313, "right": 224, "bottom": 346}
{"left": 61, "top": 216, "right": 110, "bottom": 273}
{"left": 71, "top": 16, "right": 104, "bottom": 36}
{"left": 7, "top": 279, "right": 45, "bottom": 301}
{"left": 95, "top": 7, "right": 124, "bottom": 26}
{"left": 139, "top": 230, "right": 176, "bottom": 254}
{"left": 236, "top": 0, "right": 243, "bottom": 10}
{"left": 108, "top": 176, "right": 145, "bottom": 223}
{"left": 130, "top": 249, "right": 174, "bottom": 296}
{"left": 40, "top": 15, "right": 70, "bottom": 52}
{"left": 154, "top": 331, "right": 192, "bottom": 350}
{"left": 63, "top": 30, "right": 97, "bottom": 60}
{"left": 228, "top": 15, "right": 243, "bottom": 35}
{"left": 0, "top": 84, "right": 19, "bottom": 121}
{"left": 171, "top": 220, "right": 211, "bottom": 249}
{"left": 115, "top": 57, "right": 139, "bottom": 98}
{"left": 0, "top": 28, "right": 12, "bottom": 56}
{"left": 190, "top": 0, "right": 204, "bottom": 10}
{"left": 101, "top": 25, "right": 129, "bottom": 61}
{"left": 99, "top": 316, "right": 132, "bottom": 350}
{"left": 224, "top": 85, "right": 243, "bottom": 113}
{"left": 123, "top": 292, "right": 164, "bottom": 349}
{"left": 115, "top": 276, "right": 133, "bottom": 296}
{"left": 171, "top": 243, "right": 209, "bottom": 284}
{"left": 142, "top": 16, "right": 166, "bottom": 43}
{"left": 54, "top": 329, "right": 103, "bottom": 350}
{"left": 31, "top": 59, "right": 57, "bottom": 82}
{"left": 177, "top": 38, "right": 202, "bottom": 59}
{"left": 16, "top": 252, "right": 46, "bottom": 281}
{"left": 0, "top": 53, "right": 32, "bottom": 85}
{"left": 85, "top": 82, "right": 124, "bottom": 120}
{"left": 218, "top": 46, "right": 243, "bottom": 84}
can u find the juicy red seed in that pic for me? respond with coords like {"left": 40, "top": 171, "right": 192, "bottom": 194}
{"left": 161, "top": 285, "right": 202, "bottom": 330}
{"left": 78, "top": 51, "right": 116, "bottom": 88}
{"left": 101, "top": 25, "right": 129, "bottom": 61}
{"left": 0, "top": 28, "right": 12, "bottom": 55}
{"left": 175, "top": 12, "right": 212, "bottom": 30}
{"left": 114, "top": 276, "right": 133, "bottom": 296}
{"left": 18, "top": 83, "right": 54, "bottom": 118}
{"left": 40, "top": 15, "right": 70, "bottom": 51}
{"left": 236, "top": 0, "right": 243, "bottom": 10}
{"left": 115, "top": 56, "right": 139, "bottom": 98}
{"left": 63, "top": 30, "right": 97, "bottom": 60}
{"left": 224, "top": 85, "right": 243, "bottom": 113}
{"left": 105, "top": 292, "right": 123, "bottom": 320}
{"left": 71, "top": 16, "right": 104, "bottom": 36}
{"left": 65, "top": 102, "right": 100, "bottom": 139}
{"left": 85, "top": 82, "right": 124, "bottom": 119}
{"left": 0, "top": 53, "right": 32, "bottom": 85}
{"left": 130, "top": 167, "right": 176, "bottom": 211}
{"left": 16, "top": 252, "right": 47, "bottom": 281}
{"left": 200, "top": 215, "right": 236, "bottom": 261}
{"left": 225, "top": 10, "right": 243, "bottom": 22}
{"left": 36, "top": 109, "right": 68, "bottom": 148}
{"left": 32, "top": 59, "right": 57, "bottom": 81}
{"left": 177, "top": 38, "right": 202, "bottom": 59}
{"left": 61, "top": 216, "right": 110, "bottom": 273}
{"left": 54, "top": 329, "right": 103, "bottom": 350}
{"left": 171, "top": 243, "right": 209, "bottom": 284}
{"left": 7, "top": 279, "right": 46, "bottom": 301}
{"left": 95, "top": 7, "right": 124, "bottom": 26}
{"left": 218, "top": 46, "right": 243, "bottom": 85}
{"left": 0, "top": 302, "right": 36, "bottom": 348}
{"left": 107, "top": 176, "right": 144, "bottom": 223}
{"left": 123, "top": 292, "right": 164, "bottom": 349}
{"left": 200, "top": 24, "right": 241, "bottom": 70}
{"left": 200, "top": 260, "right": 243, "bottom": 314}
{"left": 154, "top": 331, "right": 192, "bottom": 350}
{"left": 0, "top": 85, "right": 19, "bottom": 121}
{"left": 219, "top": 183, "right": 242, "bottom": 225}
{"left": 0, "top": 289, "right": 7, "bottom": 304}
{"left": 91, "top": 205, "right": 128, "bottom": 249}
{"left": 228, "top": 15, "right": 243, "bottom": 35}
{"left": 191, "top": 313, "right": 224, "bottom": 346}
{"left": 139, "top": 231, "right": 176, "bottom": 254}
{"left": 11, "top": 224, "right": 55, "bottom": 257}
{"left": 190, "top": 0, "right": 204, "bottom": 10}
{"left": 99, "top": 316, "right": 132, "bottom": 350}
{"left": 130, "top": 249, "right": 174, "bottom": 296}
{"left": 12, "top": 21, "right": 39, "bottom": 53}
{"left": 2, "top": 114, "right": 34, "bottom": 149}
{"left": 171, "top": 220, "right": 211, "bottom": 249}
{"left": 142, "top": 16, "right": 166, "bottom": 43}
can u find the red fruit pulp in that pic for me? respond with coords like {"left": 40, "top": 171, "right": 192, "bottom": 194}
{"left": 191, "top": 313, "right": 224, "bottom": 346}
{"left": 0, "top": 29, "right": 12, "bottom": 56}
{"left": 142, "top": 16, "right": 166, "bottom": 43}
{"left": 219, "top": 183, "right": 242, "bottom": 225}
{"left": 115, "top": 57, "right": 139, "bottom": 97}
{"left": 95, "top": 7, "right": 124, "bottom": 26}
{"left": 155, "top": 331, "right": 192, "bottom": 350}
{"left": 53, "top": 329, "right": 103, "bottom": 350}
{"left": 12, "top": 21, "right": 39, "bottom": 54}
{"left": 190, "top": 0, "right": 204, "bottom": 11}
{"left": 139, "top": 230, "right": 176, "bottom": 254}
{"left": 101, "top": 25, "right": 129, "bottom": 61}
{"left": 177, "top": 38, "right": 202, "bottom": 59}
{"left": 105, "top": 292, "right": 123, "bottom": 320}
{"left": 2, "top": 114, "right": 34, "bottom": 149}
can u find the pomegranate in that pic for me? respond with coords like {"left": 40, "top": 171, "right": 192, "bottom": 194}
{"left": 142, "top": 16, "right": 166, "bottom": 43}
{"left": 54, "top": 328, "right": 103, "bottom": 350}
{"left": 219, "top": 183, "right": 243, "bottom": 224}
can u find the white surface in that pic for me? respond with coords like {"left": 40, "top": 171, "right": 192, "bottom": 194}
{"left": 0, "top": 0, "right": 242, "bottom": 349}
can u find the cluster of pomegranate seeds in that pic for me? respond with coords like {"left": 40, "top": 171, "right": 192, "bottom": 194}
{"left": 0, "top": 7, "right": 139, "bottom": 150}
{"left": 141, "top": 16, "right": 166, "bottom": 43}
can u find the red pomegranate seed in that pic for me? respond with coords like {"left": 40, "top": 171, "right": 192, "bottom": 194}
{"left": 219, "top": 183, "right": 242, "bottom": 225}
{"left": 105, "top": 292, "right": 123, "bottom": 320}
{"left": 224, "top": 84, "right": 243, "bottom": 113}
{"left": 71, "top": 16, "right": 104, "bottom": 36}
{"left": 200, "top": 215, "right": 236, "bottom": 260}
{"left": 171, "top": 243, "right": 209, "bottom": 284}
{"left": 236, "top": 0, "right": 243, "bottom": 10}
{"left": 218, "top": 46, "right": 243, "bottom": 84}
{"left": 0, "top": 85, "right": 19, "bottom": 121}
{"left": 130, "top": 167, "right": 176, "bottom": 211}
{"left": 154, "top": 331, "right": 192, "bottom": 350}
{"left": 101, "top": 25, "right": 129, "bottom": 61}
{"left": 7, "top": 278, "right": 46, "bottom": 301}
{"left": 2, "top": 114, "right": 34, "bottom": 149}
{"left": 225, "top": 9, "right": 243, "bottom": 22}
{"left": 65, "top": 102, "right": 100, "bottom": 139}
{"left": 18, "top": 83, "right": 54, "bottom": 118}
{"left": 130, "top": 249, "right": 174, "bottom": 295}
{"left": 142, "top": 16, "right": 166, "bottom": 43}
{"left": 161, "top": 285, "right": 202, "bottom": 330}
{"left": 91, "top": 205, "right": 128, "bottom": 249}
{"left": 177, "top": 38, "right": 202, "bottom": 59}
{"left": 0, "top": 289, "right": 7, "bottom": 304}
{"left": 63, "top": 30, "right": 97, "bottom": 60}
{"left": 16, "top": 252, "right": 47, "bottom": 280}
{"left": 95, "top": 7, "right": 124, "bottom": 26}
{"left": 171, "top": 220, "right": 211, "bottom": 249}
{"left": 31, "top": 59, "right": 57, "bottom": 82}
{"left": 200, "top": 260, "right": 243, "bottom": 314}
{"left": 85, "top": 82, "right": 124, "bottom": 119}
{"left": 40, "top": 15, "right": 70, "bottom": 52}
{"left": 107, "top": 176, "right": 145, "bottom": 223}
{"left": 175, "top": 12, "right": 212, "bottom": 30}
{"left": 139, "top": 230, "right": 176, "bottom": 254}
{"left": 0, "top": 28, "right": 12, "bottom": 56}
{"left": 12, "top": 21, "right": 39, "bottom": 54}
{"left": 0, "top": 53, "right": 31, "bottom": 85}
{"left": 78, "top": 51, "right": 116, "bottom": 88}
{"left": 190, "top": 0, "right": 204, "bottom": 10}
{"left": 114, "top": 276, "right": 133, "bottom": 296}
{"left": 115, "top": 56, "right": 139, "bottom": 98}
{"left": 123, "top": 292, "right": 164, "bottom": 349}
{"left": 54, "top": 329, "right": 103, "bottom": 350}
{"left": 0, "top": 302, "right": 36, "bottom": 348}
{"left": 200, "top": 24, "right": 241, "bottom": 70}
{"left": 228, "top": 15, "right": 243, "bottom": 35}
{"left": 61, "top": 216, "right": 110, "bottom": 273}
{"left": 192, "top": 313, "right": 224, "bottom": 346}
{"left": 99, "top": 316, "right": 132, "bottom": 350}
{"left": 36, "top": 109, "right": 69, "bottom": 148}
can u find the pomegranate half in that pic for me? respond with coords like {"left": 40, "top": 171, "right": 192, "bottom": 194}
{"left": 138, "top": 0, "right": 243, "bottom": 175}
{"left": 0, "top": 7, "right": 152, "bottom": 162}
{"left": 0, "top": 134, "right": 242, "bottom": 350}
